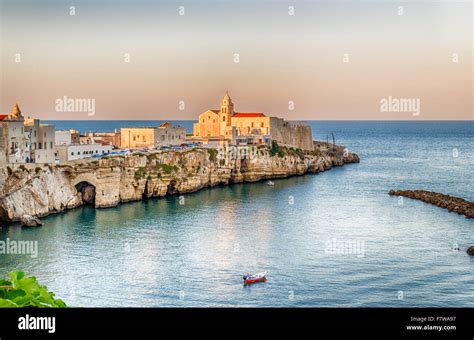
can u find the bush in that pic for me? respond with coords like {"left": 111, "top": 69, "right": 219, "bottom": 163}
{"left": 270, "top": 141, "right": 285, "bottom": 158}
{"left": 155, "top": 163, "right": 178, "bottom": 174}
{"left": 0, "top": 271, "right": 67, "bottom": 308}
{"left": 207, "top": 148, "right": 218, "bottom": 162}
{"left": 35, "top": 167, "right": 42, "bottom": 174}
{"left": 134, "top": 167, "right": 147, "bottom": 180}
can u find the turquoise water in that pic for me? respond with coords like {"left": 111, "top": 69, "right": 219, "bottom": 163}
{"left": 1, "top": 121, "right": 473, "bottom": 307}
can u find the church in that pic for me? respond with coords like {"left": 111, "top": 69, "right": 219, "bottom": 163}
{"left": 193, "top": 92, "right": 314, "bottom": 150}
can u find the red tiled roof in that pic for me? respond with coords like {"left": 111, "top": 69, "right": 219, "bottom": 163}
{"left": 0, "top": 114, "right": 9, "bottom": 121}
{"left": 233, "top": 112, "right": 265, "bottom": 118}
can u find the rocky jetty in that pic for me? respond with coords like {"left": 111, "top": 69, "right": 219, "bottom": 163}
{"left": 0, "top": 142, "right": 359, "bottom": 223}
{"left": 389, "top": 190, "right": 474, "bottom": 218}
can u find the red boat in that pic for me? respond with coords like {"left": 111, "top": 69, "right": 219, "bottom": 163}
{"left": 243, "top": 271, "right": 267, "bottom": 285}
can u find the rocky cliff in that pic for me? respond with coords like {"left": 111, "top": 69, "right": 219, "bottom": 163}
{"left": 0, "top": 142, "right": 359, "bottom": 224}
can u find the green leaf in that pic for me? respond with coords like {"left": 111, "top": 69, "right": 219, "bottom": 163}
{"left": 0, "top": 271, "right": 67, "bottom": 308}
{"left": 0, "top": 298, "right": 18, "bottom": 307}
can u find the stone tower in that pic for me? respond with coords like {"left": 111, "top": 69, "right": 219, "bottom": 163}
{"left": 10, "top": 103, "right": 24, "bottom": 121}
{"left": 220, "top": 92, "right": 234, "bottom": 126}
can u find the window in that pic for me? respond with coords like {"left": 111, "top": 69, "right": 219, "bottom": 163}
{"left": 50, "top": 142, "right": 53, "bottom": 149}
{"left": 261, "top": 122, "right": 264, "bottom": 127}
{"left": 222, "top": 116, "right": 226, "bottom": 122}
{"left": 71, "top": 152, "right": 74, "bottom": 156}
{"left": 251, "top": 122, "right": 254, "bottom": 128}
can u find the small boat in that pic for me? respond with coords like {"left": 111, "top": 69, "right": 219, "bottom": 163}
{"left": 266, "top": 181, "right": 274, "bottom": 186}
{"left": 243, "top": 271, "right": 267, "bottom": 285}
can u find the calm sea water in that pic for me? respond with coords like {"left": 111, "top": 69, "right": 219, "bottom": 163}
{"left": 1, "top": 121, "right": 473, "bottom": 307}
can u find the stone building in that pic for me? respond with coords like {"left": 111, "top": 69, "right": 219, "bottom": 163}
{"left": 24, "top": 118, "right": 56, "bottom": 163}
{"left": 55, "top": 130, "right": 81, "bottom": 146}
{"left": 56, "top": 143, "right": 113, "bottom": 162}
{"left": 121, "top": 122, "right": 186, "bottom": 149}
{"left": 0, "top": 104, "right": 56, "bottom": 163}
{"left": 193, "top": 93, "right": 313, "bottom": 150}
{"left": 81, "top": 131, "right": 121, "bottom": 148}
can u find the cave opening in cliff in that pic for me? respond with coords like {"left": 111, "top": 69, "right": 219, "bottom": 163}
{"left": 75, "top": 181, "right": 96, "bottom": 206}
{"left": 142, "top": 180, "right": 148, "bottom": 199}
{"left": 0, "top": 206, "right": 8, "bottom": 222}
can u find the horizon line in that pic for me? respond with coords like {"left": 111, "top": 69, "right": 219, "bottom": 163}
{"left": 41, "top": 119, "right": 474, "bottom": 122}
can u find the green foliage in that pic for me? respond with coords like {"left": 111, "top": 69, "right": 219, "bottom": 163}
{"left": 0, "top": 271, "right": 67, "bottom": 308}
{"left": 134, "top": 167, "right": 147, "bottom": 180}
{"left": 289, "top": 147, "right": 304, "bottom": 159}
{"left": 219, "top": 159, "right": 226, "bottom": 166}
{"left": 155, "top": 163, "right": 178, "bottom": 174}
{"left": 270, "top": 141, "right": 285, "bottom": 158}
{"left": 207, "top": 148, "right": 218, "bottom": 162}
{"left": 35, "top": 167, "right": 42, "bottom": 174}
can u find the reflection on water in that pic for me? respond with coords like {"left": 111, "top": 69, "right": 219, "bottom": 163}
{"left": 0, "top": 121, "right": 473, "bottom": 307}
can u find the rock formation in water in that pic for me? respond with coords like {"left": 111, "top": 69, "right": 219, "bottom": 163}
{"left": 467, "top": 246, "right": 474, "bottom": 256}
{"left": 389, "top": 190, "right": 474, "bottom": 219}
{"left": 0, "top": 142, "right": 359, "bottom": 223}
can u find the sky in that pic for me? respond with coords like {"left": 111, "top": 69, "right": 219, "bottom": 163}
{"left": 0, "top": 0, "right": 472, "bottom": 120}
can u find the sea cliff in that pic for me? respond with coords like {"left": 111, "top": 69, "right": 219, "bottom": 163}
{"left": 0, "top": 142, "right": 359, "bottom": 224}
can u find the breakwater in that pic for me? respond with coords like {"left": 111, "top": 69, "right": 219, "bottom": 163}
{"left": 389, "top": 190, "right": 474, "bottom": 218}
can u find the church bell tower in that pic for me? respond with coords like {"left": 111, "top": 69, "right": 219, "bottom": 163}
{"left": 219, "top": 92, "right": 233, "bottom": 136}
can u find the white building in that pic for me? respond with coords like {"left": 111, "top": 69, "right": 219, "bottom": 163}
{"left": 25, "top": 118, "right": 56, "bottom": 163}
{"left": 56, "top": 143, "right": 113, "bottom": 162}
{"left": 0, "top": 104, "right": 55, "bottom": 164}
{"left": 55, "top": 129, "right": 80, "bottom": 146}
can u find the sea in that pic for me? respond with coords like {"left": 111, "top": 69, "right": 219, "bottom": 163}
{"left": 0, "top": 121, "right": 473, "bottom": 307}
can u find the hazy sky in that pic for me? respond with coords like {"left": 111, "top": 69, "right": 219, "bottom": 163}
{"left": 0, "top": 0, "right": 472, "bottom": 120}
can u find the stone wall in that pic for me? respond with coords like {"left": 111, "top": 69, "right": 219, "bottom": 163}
{"left": 269, "top": 117, "right": 314, "bottom": 150}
